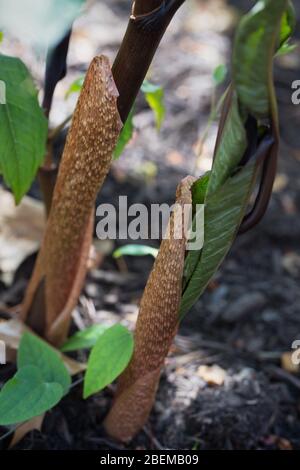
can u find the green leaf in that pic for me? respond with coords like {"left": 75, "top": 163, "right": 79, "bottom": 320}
{"left": 113, "top": 108, "right": 134, "bottom": 159}
{"left": 181, "top": 95, "right": 249, "bottom": 316}
{"left": 0, "top": 32, "right": 3, "bottom": 43}
{"left": 84, "top": 324, "right": 134, "bottom": 398}
{"left": 180, "top": 160, "right": 257, "bottom": 317}
{"left": 207, "top": 94, "right": 247, "bottom": 196}
{"left": 0, "top": 366, "right": 63, "bottom": 425}
{"left": 65, "top": 76, "right": 84, "bottom": 99}
{"left": 275, "top": 41, "right": 297, "bottom": 57}
{"left": 141, "top": 80, "right": 165, "bottom": 130}
{"left": 61, "top": 324, "right": 109, "bottom": 352}
{"left": 0, "top": 0, "right": 85, "bottom": 48}
{"left": 141, "top": 81, "right": 162, "bottom": 94}
{"left": 0, "top": 54, "right": 47, "bottom": 203}
{"left": 183, "top": 173, "right": 210, "bottom": 287}
{"left": 233, "top": 0, "right": 289, "bottom": 118}
{"left": 180, "top": 0, "right": 287, "bottom": 318}
{"left": 279, "top": 1, "right": 296, "bottom": 46}
{"left": 213, "top": 64, "right": 227, "bottom": 86}
{"left": 192, "top": 172, "right": 210, "bottom": 206}
{"left": 18, "top": 332, "right": 71, "bottom": 394}
{"left": 113, "top": 244, "right": 158, "bottom": 259}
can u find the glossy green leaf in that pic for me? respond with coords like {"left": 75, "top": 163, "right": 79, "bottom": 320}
{"left": 65, "top": 76, "right": 84, "bottom": 99}
{"left": 0, "top": 366, "right": 63, "bottom": 425}
{"left": 181, "top": 0, "right": 288, "bottom": 317}
{"left": 213, "top": 64, "right": 227, "bottom": 86}
{"left": 113, "top": 108, "right": 134, "bottom": 159}
{"left": 0, "top": 54, "right": 47, "bottom": 203}
{"left": 113, "top": 244, "right": 158, "bottom": 259}
{"left": 181, "top": 95, "right": 248, "bottom": 315}
{"left": 233, "top": 0, "right": 289, "bottom": 118}
{"left": 84, "top": 324, "right": 134, "bottom": 398}
{"left": 141, "top": 80, "right": 165, "bottom": 130}
{"left": 207, "top": 94, "right": 247, "bottom": 196}
{"left": 18, "top": 332, "right": 71, "bottom": 394}
{"left": 61, "top": 324, "right": 109, "bottom": 352}
{"left": 180, "top": 160, "right": 257, "bottom": 317}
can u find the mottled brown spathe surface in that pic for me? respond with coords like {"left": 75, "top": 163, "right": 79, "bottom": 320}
{"left": 22, "top": 56, "right": 122, "bottom": 346}
{"left": 104, "top": 176, "right": 196, "bottom": 442}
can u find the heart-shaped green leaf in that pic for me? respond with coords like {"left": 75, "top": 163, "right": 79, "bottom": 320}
{"left": 84, "top": 324, "right": 134, "bottom": 399}
{"left": 18, "top": 332, "right": 71, "bottom": 394}
{"left": 0, "top": 366, "right": 63, "bottom": 426}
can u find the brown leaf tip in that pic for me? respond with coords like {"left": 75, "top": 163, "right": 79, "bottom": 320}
{"left": 176, "top": 175, "right": 197, "bottom": 205}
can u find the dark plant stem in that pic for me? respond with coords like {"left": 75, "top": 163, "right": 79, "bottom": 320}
{"left": 38, "top": 29, "right": 72, "bottom": 215}
{"left": 42, "top": 29, "right": 72, "bottom": 118}
{"left": 112, "top": 0, "right": 186, "bottom": 123}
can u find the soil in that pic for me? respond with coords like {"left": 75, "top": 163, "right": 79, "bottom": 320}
{"left": 1, "top": 0, "right": 300, "bottom": 450}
